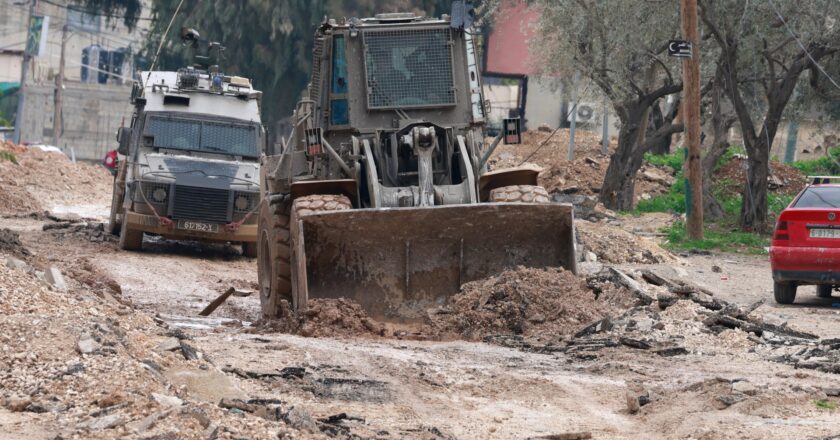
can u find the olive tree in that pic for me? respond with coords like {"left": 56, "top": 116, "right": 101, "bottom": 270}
{"left": 531, "top": 0, "right": 686, "bottom": 210}
{"left": 699, "top": 0, "right": 840, "bottom": 231}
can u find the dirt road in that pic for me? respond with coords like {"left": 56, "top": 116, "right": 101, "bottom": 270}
{"left": 2, "top": 150, "right": 840, "bottom": 439}
{"left": 3, "top": 208, "right": 840, "bottom": 439}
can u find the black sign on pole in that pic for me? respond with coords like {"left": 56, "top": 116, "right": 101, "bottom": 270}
{"left": 668, "top": 40, "right": 692, "bottom": 58}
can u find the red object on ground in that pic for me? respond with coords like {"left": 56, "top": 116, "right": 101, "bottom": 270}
{"left": 103, "top": 149, "right": 118, "bottom": 171}
{"left": 770, "top": 181, "right": 840, "bottom": 303}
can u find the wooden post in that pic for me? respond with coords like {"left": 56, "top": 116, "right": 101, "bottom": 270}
{"left": 53, "top": 24, "right": 67, "bottom": 147}
{"left": 681, "top": 0, "right": 703, "bottom": 239}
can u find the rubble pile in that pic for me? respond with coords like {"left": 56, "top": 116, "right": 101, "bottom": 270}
{"left": 576, "top": 220, "right": 676, "bottom": 264}
{"left": 716, "top": 157, "right": 807, "bottom": 199}
{"left": 0, "top": 228, "right": 31, "bottom": 258}
{"left": 43, "top": 219, "right": 117, "bottom": 244}
{"left": 488, "top": 130, "right": 673, "bottom": 201}
{"left": 0, "top": 249, "right": 307, "bottom": 438}
{"left": 426, "top": 267, "right": 636, "bottom": 341}
{"left": 0, "top": 143, "right": 112, "bottom": 216}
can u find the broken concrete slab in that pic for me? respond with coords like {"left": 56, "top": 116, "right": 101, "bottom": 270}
{"left": 44, "top": 266, "right": 67, "bottom": 291}
{"left": 5, "top": 257, "right": 29, "bottom": 272}
{"left": 151, "top": 393, "right": 183, "bottom": 408}
{"left": 164, "top": 366, "right": 246, "bottom": 404}
{"left": 85, "top": 413, "right": 124, "bottom": 430}
{"left": 76, "top": 334, "right": 100, "bottom": 355}
{"left": 155, "top": 337, "right": 181, "bottom": 352}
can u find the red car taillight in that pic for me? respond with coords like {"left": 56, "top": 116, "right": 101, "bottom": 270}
{"left": 773, "top": 220, "right": 789, "bottom": 241}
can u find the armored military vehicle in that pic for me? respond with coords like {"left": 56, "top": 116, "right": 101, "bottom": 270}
{"left": 109, "top": 30, "right": 264, "bottom": 255}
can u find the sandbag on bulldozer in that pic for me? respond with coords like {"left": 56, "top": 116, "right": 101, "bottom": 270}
{"left": 292, "top": 203, "right": 576, "bottom": 322}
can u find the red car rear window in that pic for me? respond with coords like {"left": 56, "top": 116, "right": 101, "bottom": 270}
{"left": 793, "top": 187, "right": 840, "bottom": 208}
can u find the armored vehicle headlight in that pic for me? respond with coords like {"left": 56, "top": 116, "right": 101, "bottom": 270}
{"left": 152, "top": 187, "right": 167, "bottom": 203}
{"left": 234, "top": 194, "right": 250, "bottom": 211}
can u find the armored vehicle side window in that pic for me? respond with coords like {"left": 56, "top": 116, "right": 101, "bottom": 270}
{"left": 145, "top": 115, "right": 259, "bottom": 158}
{"left": 363, "top": 27, "right": 456, "bottom": 109}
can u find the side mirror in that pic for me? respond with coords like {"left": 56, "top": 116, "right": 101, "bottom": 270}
{"left": 503, "top": 118, "right": 521, "bottom": 145}
{"left": 116, "top": 127, "right": 130, "bottom": 155}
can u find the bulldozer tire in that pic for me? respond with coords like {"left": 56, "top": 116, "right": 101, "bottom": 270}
{"left": 289, "top": 194, "right": 352, "bottom": 309}
{"left": 108, "top": 181, "right": 123, "bottom": 235}
{"left": 489, "top": 185, "right": 551, "bottom": 204}
{"left": 258, "top": 195, "right": 292, "bottom": 319}
{"left": 118, "top": 219, "right": 143, "bottom": 251}
{"left": 242, "top": 242, "right": 257, "bottom": 258}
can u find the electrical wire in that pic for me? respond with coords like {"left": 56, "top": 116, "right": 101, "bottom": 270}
{"left": 147, "top": 0, "right": 184, "bottom": 75}
{"left": 768, "top": 0, "right": 840, "bottom": 92}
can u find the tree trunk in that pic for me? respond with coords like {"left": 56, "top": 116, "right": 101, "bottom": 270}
{"left": 601, "top": 112, "right": 644, "bottom": 210}
{"left": 648, "top": 104, "right": 672, "bottom": 155}
{"left": 740, "top": 133, "right": 769, "bottom": 232}
{"left": 701, "top": 73, "right": 734, "bottom": 220}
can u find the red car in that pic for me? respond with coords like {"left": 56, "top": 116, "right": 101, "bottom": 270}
{"left": 770, "top": 177, "right": 840, "bottom": 304}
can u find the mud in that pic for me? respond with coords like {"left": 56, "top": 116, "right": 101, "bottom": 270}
{"left": 427, "top": 267, "right": 635, "bottom": 341}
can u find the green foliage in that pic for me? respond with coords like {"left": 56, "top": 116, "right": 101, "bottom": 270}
{"left": 0, "top": 151, "right": 18, "bottom": 164}
{"left": 644, "top": 148, "right": 684, "bottom": 171}
{"left": 663, "top": 221, "right": 769, "bottom": 254}
{"left": 0, "top": 112, "right": 10, "bottom": 128}
{"left": 815, "top": 400, "right": 838, "bottom": 410}
{"left": 790, "top": 147, "right": 840, "bottom": 176}
{"left": 715, "top": 146, "right": 746, "bottom": 171}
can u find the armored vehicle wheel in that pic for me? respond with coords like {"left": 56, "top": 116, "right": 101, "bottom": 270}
{"left": 108, "top": 182, "right": 123, "bottom": 235}
{"left": 489, "top": 185, "right": 551, "bottom": 203}
{"left": 118, "top": 220, "right": 143, "bottom": 251}
{"left": 242, "top": 242, "right": 258, "bottom": 258}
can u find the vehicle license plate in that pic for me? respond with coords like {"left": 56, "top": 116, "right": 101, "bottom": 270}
{"left": 177, "top": 220, "right": 220, "bottom": 233}
{"left": 810, "top": 228, "right": 840, "bottom": 239}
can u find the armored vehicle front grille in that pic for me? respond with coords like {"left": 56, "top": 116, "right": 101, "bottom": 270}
{"left": 363, "top": 27, "right": 456, "bottom": 109}
{"left": 172, "top": 185, "right": 230, "bottom": 223}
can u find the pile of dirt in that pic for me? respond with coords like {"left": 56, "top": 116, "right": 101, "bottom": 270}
{"left": 0, "top": 143, "right": 112, "bottom": 216}
{"left": 488, "top": 130, "right": 673, "bottom": 201}
{"left": 0, "top": 253, "right": 306, "bottom": 438}
{"left": 257, "top": 298, "right": 384, "bottom": 338}
{"left": 426, "top": 267, "right": 636, "bottom": 341}
{"left": 716, "top": 157, "right": 808, "bottom": 199}
{"left": 577, "top": 219, "right": 676, "bottom": 264}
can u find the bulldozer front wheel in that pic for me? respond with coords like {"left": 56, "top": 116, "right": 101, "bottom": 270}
{"left": 289, "top": 194, "right": 353, "bottom": 309}
{"left": 258, "top": 196, "right": 292, "bottom": 319}
{"left": 118, "top": 219, "right": 143, "bottom": 251}
{"left": 108, "top": 180, "right": 123, "bottom": 235}
{"left": 489, "top": 185, "right": 551, "bottom": 203}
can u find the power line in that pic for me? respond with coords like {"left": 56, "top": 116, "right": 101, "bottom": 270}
{"left": 768, "top": 0, "right": 840, "bottom": 92}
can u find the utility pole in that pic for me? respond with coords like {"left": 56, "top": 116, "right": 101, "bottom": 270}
{"left": 568, "top": 71, "right": 580, "bottom": 161}
{"left": 681, "top": 0, "right": 703, "bottom": 239}
{"left": 12, "top": 0, "right": 37, "bottom": 145}
{"left": 53, "top": 24, "right": 68, "bottom": 147}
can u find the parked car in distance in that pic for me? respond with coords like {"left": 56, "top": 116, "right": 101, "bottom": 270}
{"left": 770, "top": 176, "right": 840, "bottom": 304}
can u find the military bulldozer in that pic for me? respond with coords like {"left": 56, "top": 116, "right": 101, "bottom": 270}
{"left": 258, "top": 12, "right": 576, "bottom": 322}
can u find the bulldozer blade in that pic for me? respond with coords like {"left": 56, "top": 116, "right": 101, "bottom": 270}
{"left": 293, "top": 203, "right": 576, "bottom": 322}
